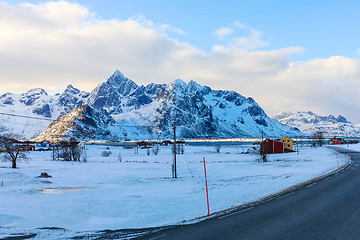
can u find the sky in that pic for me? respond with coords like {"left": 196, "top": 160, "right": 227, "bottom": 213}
{"left": 1, "top": 1, "right": 360, "bottom": 123}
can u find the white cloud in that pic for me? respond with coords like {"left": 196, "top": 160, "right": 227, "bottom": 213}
{"left": 233, "top": 20, "right": 247, "bottom": 29}
{"left": 231, "top": 29, "right": 268, "bottom": 50}
{"left": 213, "top": 29, "right": 269, "bottom": 51}
{"left": 259, "top": 56, "right": 360, "bottom": 120}
{"left": 1, "top": 1, "right": 360, "bottom": 123}
{"left": 0, "top": 1, "right": 90, "bottom": 28}
{"left": 213, "top": 27, "right": 234, "bottom": 40}
{"left": 131, "top": 14, "right": 185, "bottom": 35}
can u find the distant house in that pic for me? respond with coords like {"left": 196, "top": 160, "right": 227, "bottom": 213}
{"left": 162, "top": 140, "right": 172, "bottom": 146}
{"left": 280, "top": 136, "right": 294, "bottom": 150}
{"left": 330, "top": 137, "right": 343, "bottom": 145}
{"left": 20, "top": 145, "right": 35, "bottom": 151}
{"left": 348, "top": 140, "right": 359, "bottom": 144}
{"left": 137, "top": 141, "right": 154, "bottom": 148}
{"left": 260, "top": 139, "right": 284, "bottom": 154}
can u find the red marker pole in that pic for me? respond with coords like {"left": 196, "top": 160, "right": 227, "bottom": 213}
{"left": 203, "top": 157, "right": 210, "bottom": 216}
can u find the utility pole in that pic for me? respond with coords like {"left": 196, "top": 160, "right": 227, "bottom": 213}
{"left": 260, "top": 131, "right": 264, "bottom": 155}
{"left": 172, "top": 87, "right": 177, "bottom": 178}
{"left": 297, "top": 136, "right": 299, "bottom": 155}
{"left": 173, "top": 123, "right": 177, "bottom": 178}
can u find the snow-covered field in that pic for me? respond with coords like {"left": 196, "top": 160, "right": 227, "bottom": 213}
{"left": 0, "top": 144, "right": 350, "bottom": 239}
{"left": 341, "top": 143, "right": 360, "bottom": 152}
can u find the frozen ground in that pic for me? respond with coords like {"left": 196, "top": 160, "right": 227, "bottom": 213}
{"left": 339, "top": 143, "right": 360, "bottom": 152}
{"left": 0, "top": 144, "right": 350, "bottom": 239}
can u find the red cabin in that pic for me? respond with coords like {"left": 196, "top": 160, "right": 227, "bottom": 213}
{"left": 137, "top": 141, "right": 151, "bottom": 147}
{"left": 20, "top": 145, "right": 35, "bottom": 151}
{"left": 260, "top": 139, "right": 284, "bottom": 154}
{"left": 330, "top": 137, "right": 343, "bottom": 145}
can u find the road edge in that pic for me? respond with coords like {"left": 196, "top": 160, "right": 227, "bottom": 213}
{"left": 184, "top": 149, "right": 352, "bottom": 224}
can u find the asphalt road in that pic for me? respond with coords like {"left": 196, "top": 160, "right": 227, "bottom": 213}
{"left": 134, "top": 147, "right": 360, "bottom": 240}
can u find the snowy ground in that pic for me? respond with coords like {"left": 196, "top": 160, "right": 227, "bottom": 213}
{"left": 338, "top": 143, "right": 360, "bottom": 152}
{"left": 0, "top": 144, "right": 350, "bottom": 239}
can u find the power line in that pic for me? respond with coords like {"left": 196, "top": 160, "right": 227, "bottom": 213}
{"left": 0, "top": 111, "right": 159, "bottom": 129}
{"left": 0, "top": 111, "right": 170, "bottom": 144}
{"left": 0, "top": 120, "right": 50, "bottom": 129}
{"left": 0, "top": 112, "right": 56, "bottom": 121}
{"left": 113, "top": 123, "right": 158, "bottom": 128}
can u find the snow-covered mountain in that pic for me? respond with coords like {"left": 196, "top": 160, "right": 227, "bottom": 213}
{"left": 0, "top": 86, "right": 89, "bottom": 138}
{"left": 58, "top": 84, "right": 90, "bottom": 113}
{"left": 0, "top": 70, "right": 303, "bottom": 140}
{"left": 111, "top": 78, "right": 302, "bottom": 139}
{"left": 274, "top": 111, "right": 360, "bottom": 137}
{"left": 86, "top": 70, "right": 165, "bottom": 114}
{"left": 35, "top": 105, "right": 115, "bottom": 142}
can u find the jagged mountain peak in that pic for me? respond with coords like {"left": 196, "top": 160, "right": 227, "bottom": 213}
{"left": 187, "top": 80, "right": 211, "bottom": 95}
{"left": 0, "top": 92, "right": 16, "bottom": 105}
{"left": 22, "top": 88, "right": 48, "bottom": 97}
{"left": 63, "top": 84, "right": 80, "bottom": 94}
{"left": 113, "top": 78, "right": 301, "bottom": 139}
{"left": 279, "top": 111, "right": 351, "bottom": 124}
{"left": 275, "top": 111, "right": 293, "bottom": 119}
{"left": 112, "top": 69, "right": 125, "bottom": 79}
{"left": 86, "top": 71, "right": 155, "bottom": 114}
{"left": 65, "top": 84, "right": 75, "bottom": 90}
{"left": 1, "top": 69, "right": 304, "bottom": 140}
{"left": 336, "top": 115, "right": 350, "bottom": 124}
{"left": 58, "top": 84, "right": 90, "bottom": 114}
{"left": 27, "top": 88, "right": 47, "bottom": 94}
{"left": 167, "top": 79, "right": 211, "bottom": 98}
{"left": 168, "top": 79, "right": 187, "bottom": 97}
{"left": 106, "top": 70, "right": 138, "bottom": 93}
{"left": 275, "top": 111, "right": 358, "bottom": 136}
{"left": 20, "top": 88, "right": 48, "bottom": 106}
{"left": 172, "top": 79, "right": 187, "bottom": 87}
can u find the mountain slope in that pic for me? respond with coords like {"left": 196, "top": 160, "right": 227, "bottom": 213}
{"left": 274, "top": 111, "right": 360, "bottom": 137}
{"left": 112, "top": 79, "right": 302, "bottom": 139}
{"left": 1, "top": 70, "right": 303, "bottom": 140}
{"left": 34, "top": 105, "right": 115, "bottom": 142}
{"left": 0, "top": 86, "right": 89, "bottom": 138}
{"left": 86, "top": 70, "right": 165, "bottom": 114}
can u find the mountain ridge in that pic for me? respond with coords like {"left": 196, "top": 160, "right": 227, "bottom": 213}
{"left": 1, "top": 70, "right": 303, "bottom": 140}
{"left": 35, "top": 105, "right": 115, "bottom": 142}
{"left": 274, "top": 111, "right": 360, "bottom": 137}
{"left": 0, "top": 85, "right": 89, "bottom": 138}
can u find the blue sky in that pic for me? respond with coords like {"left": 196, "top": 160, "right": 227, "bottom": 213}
{"left": 98, "top": 0, "right": 360, "bottom": 61}
{"left": 6, "top": 0, "right": 360, "bottom": 60}
{"left": 79, "top": 0, "right": 360, "bottom": 60}
{"left": 1, "top": 1, "right": 360, "bottom": 123}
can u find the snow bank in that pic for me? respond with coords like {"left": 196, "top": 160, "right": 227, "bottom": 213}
{"left": 0, "top": 144, "right": 349, "bottom": 238}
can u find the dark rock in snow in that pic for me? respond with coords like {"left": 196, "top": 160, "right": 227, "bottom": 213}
{"left": 20, "top": 88, "right": 48, "bottom": 106}
{"left": 33, "top": 104, "right": 52, "bottom": 118}
{"left": 38, "top": 172, "right": 52, "bottom": 178}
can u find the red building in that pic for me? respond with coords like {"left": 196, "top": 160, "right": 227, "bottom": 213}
{"left": 330, "top": 137, "right": 343, "bottom": 145}
{"left": 260, "top": 139, "right": 284, "bottom": 154}
{"left": 20, "top": 145, "right": 35, "bottom": 151}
